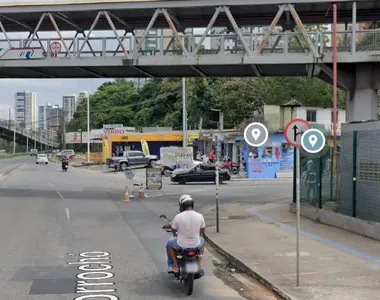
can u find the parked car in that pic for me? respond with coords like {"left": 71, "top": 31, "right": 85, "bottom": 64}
{"left": 170, "top": 163, "right": 230, "bottom": 184}
{"left": 106, "top": 150, "right": 158, "bottom": 171}
{"left": 36, "top": 154, "right": 48, "bottom": 164}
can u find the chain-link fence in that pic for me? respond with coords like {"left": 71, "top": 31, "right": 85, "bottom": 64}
{"left": 296, "top": 146, "right": 338, "bottom": 209}
{"left": 339, "top": 129, "right": 380, "bottom": 223}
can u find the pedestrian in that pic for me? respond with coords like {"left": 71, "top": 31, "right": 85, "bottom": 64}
{"left": 209, "top": 149, "right": 216, "bottom": 163}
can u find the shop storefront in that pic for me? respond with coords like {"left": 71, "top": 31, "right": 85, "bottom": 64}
{"left": 237, "top": 132, "right": 294, "bottom": 179}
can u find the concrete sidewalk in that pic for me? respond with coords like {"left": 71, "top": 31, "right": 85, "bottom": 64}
{"left": 203, "top": 201, "right": 380, "bottom": 300}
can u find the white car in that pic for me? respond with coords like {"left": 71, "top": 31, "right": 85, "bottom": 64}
{"left": 36, "top": 154, "right": 48, "bottom": 164}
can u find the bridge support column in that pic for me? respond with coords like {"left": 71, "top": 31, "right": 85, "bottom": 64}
{"left": 346, "top": 64, "right": 380, "bottom": 122}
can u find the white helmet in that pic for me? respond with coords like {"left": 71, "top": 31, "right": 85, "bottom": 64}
{"left": 178, "top": 194, "right": 194, "bottom": 207}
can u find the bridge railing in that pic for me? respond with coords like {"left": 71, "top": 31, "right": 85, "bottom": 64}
{"left": 0, "top": 29, "right": 379, "bottom": 58}
{"left": 0, "top": 120, "right": 59, "bottom": 147}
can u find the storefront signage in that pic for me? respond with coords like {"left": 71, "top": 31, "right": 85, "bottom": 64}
{"left": 160, "top": 147, "right": 193, "bottom": 168}
{"left": 103, "top": 124, "right": 123, "bottom": 129}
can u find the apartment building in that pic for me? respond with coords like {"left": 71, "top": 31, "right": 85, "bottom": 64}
{"left": 14, "top": 90, "right": 37, "bottom": 131}
{"left": 38, "top": 105, "right": 46, "bottom": 131}
{"left": 62, "top": 94, "right": 77, "bottom": 123}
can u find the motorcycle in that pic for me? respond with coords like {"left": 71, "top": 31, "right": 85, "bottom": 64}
{"left": 62, "top": 162, "right": 69, "bottom": 172}
{"left": 217, "top": 156, "right": 239, "bottom": 174}
{"left": 159, "top": 214, "right": 203, "bottom": 296}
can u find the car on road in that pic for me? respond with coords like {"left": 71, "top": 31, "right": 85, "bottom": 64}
{"left": 30, "top": 149, "right": 38, "bottom": 157}
{"left": 36, "top": 154, "right": 48, "bottom": 164}
{"left": 57, "top": 149, "right": 75, "bottom": 159}
{"left": 106, "top": 150, "right": 158, "bottom": 171}
{"left": 171, "top": 163, "right": 230, "bottom": 184}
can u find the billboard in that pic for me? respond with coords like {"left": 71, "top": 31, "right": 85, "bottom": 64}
{"left": 160, "top": 147, "right": 193, "bottom": 168}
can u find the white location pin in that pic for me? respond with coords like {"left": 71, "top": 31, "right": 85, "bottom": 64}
{"left": 251, "top": 129, "right": 261, "bottom": 141}
{"left": 309, "top": 135, "right": 318, "bottom": 147}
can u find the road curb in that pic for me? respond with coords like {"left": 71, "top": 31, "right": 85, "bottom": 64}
{"left": 0, "top": 163, "right": 23, "bottom": 178}
{"left": 204, "top": 232, "right": 294, "bottom": 300}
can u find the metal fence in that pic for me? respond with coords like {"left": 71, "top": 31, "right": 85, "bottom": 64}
{"left": 293, "top": 145, "right": 339, "bottom": 210}
{"left": 339, "top": 129, "right": 380, "bottom": 223}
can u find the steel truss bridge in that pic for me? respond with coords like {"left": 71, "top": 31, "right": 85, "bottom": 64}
{"left": 0, "top": 0, "right": 377, "bottom": 79}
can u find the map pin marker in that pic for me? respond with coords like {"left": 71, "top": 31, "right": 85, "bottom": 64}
{"left": 252, "top": 129, "right": 261, "bottom": 141}
{"left": 309, "top": 135, "right": 318, "bottom": 147}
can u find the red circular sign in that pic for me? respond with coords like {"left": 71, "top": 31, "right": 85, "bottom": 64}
{"left": 50, "top": 41, "right": 62, "bottom": 54}
{"left": 284, "top": 118, "right": 312, "bottom": 148}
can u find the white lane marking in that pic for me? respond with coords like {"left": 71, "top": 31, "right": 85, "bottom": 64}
{"left": 65, "top": 208, "right": 71, "bottom": 221}
{"left": 48, "top": 182, "right": 54, "bottom": 188}
{"left": 57, "top": 191, "right": 64, "bottom": 199}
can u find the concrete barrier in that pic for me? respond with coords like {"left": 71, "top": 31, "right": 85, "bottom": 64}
{"left": 289, "top": 203, "right": 380, "bottom": 242}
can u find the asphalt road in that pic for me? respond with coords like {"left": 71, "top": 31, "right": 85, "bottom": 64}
{"left": 0, "top": 155, "right": 30, "bottom": 170}
{"left": 0, "top": 158, "right": 288, "bottom": 300}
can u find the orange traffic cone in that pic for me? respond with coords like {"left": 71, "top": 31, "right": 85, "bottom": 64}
{"left": 124, "top": 186, "right": 130, "bottom": 202}
{"left": 138, "top": 185, "right": 145, "bottom": 199}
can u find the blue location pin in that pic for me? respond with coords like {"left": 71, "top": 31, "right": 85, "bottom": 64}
{"left": 301, "top": 129, "right": 326, "bottom": 154}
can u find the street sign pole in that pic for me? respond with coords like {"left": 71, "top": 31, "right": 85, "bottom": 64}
{"left": 284, "top": 118, "right": 312, "bottom": 288}
{"left": 215, "top": 166, "right": 219, "bottom": 233}
{"left": 296, "top": 146, "right": 301, "bottom": 287}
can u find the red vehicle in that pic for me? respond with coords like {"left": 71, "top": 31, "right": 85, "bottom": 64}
{"left": 217, "top": 157, "right": 239, "bottom": 174}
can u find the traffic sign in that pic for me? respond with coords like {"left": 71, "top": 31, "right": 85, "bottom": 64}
{"left": 284, "top": 119, "right": 312, "bottom": 148}
{"left": 50, "top": 41, "right": 62, "bottom": 55}
{"left": 243, "top": 122, "right": 269, "bottom": 147}
{"left": 301, "top": 128, "right": 326, "bottom": 154}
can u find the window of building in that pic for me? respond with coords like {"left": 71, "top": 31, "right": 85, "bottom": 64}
{"left": 262, "top": 147, "right": 273, "bottom": 157}
{"left": 282, "top": 143, "right": 291, "bottom": 152}
{"left": 331, "top": 111, "right": 339, "bottom": 122}
{"left": 306, "top": 110, "right": 317, "bottom": 122}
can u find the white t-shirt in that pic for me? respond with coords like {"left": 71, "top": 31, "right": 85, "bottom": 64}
{"left": 171, "top": 210, "right": 206, "bottom": 248}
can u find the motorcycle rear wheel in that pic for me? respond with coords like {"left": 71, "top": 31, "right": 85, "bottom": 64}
{"left": 184, "top": 273, "right": 194, "bottom": 295}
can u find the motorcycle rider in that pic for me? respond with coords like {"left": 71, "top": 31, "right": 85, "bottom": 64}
{"left": 61, "top": 155, "right": 69, "bottom": 169}
{"left": 163, "top": 194, "right": 206, "bottom": 277}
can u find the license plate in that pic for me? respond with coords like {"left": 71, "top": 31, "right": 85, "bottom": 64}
{"left": 185, "top": 262, "right": 198, "bottom": 273}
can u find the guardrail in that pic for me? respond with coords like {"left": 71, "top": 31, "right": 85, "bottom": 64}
{"left": 0, "top": 29, "right": 379, "bottom": 58}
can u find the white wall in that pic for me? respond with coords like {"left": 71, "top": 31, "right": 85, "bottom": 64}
{"left": 296, "top": 106, "right": 346, "bottom": 125}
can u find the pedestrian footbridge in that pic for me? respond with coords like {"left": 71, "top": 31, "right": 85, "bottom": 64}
{"left": 0, "top": 0, "right": 379, "bottom": 121}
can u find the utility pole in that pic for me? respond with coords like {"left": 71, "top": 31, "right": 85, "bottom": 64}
{"left": 182, "top": 78, "right": 187, "bottom": 148}
{"left": 13, "top": 113, "right": 16, "bottom": 154}
{"left": 87, "top": 97, "right": 90, "bottom": 162}
{"left": 62, "top": 109, "right": 67, "bottom": 150}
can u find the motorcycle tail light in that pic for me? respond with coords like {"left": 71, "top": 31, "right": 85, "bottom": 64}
{"left": 187, "top": 251, "right": 195, "bottom": 256}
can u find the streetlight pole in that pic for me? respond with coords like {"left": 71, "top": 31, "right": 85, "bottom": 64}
{"left": 211, "top": 108, "right": 224, "bottom": 161}
{"left": 182, "top": 78, "right": 187, "bottom": 148}
{"left": 12, "top": 109, "right": 16, "bottom": 154}
{"left": 87, "top": 97, "right": 90, "bottom": 162}
{"left": 26, "top": 128, "right": 29, "bottom": 153}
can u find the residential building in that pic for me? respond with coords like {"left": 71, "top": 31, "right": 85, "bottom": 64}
{"left": 77, "top": 91, "right": 89, "bottom": 105}
{"left": 38, "top": 105, "right": 46, "bottom": 131}
{"left": 264, "top": 104, "right": 346, "bottom": 136}
{"left": 46, "top": 104, "right": 61, "bottom": 131}
{"left": 14, "top": 90, "right": 37, "bottom": 131}
{"left": 62, "top": 94, "right": 77, "bottom": 123}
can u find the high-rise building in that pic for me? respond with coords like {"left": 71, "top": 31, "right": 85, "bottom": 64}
{"left": 62, "top": 94, "right": 77, "bottom": 123}
{"left": 38, "top": 105, "right": 46, "bottom": 131}
{"left": 46, "top": 104, "right": 61, "bottom": 131}
{"left": 78, "top": 91, "right": 89, "bottom": 105}
{"left": 15, "top": 90, "right": 37, "bottom": 131}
